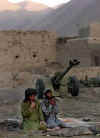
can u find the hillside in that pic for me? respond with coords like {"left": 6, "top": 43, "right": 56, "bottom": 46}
{"left": 19, "top": 1, "right": 49, "bottom": 11}
{"left": 0, "top": 0, "right": 51, "bottom": 30}
{"left": 31, "top": 0, "right": 100, "bottom": 36}
{"left": 1, "top": 0, "right": 100, "bottom": 36}
{"left": 0, "top": 0, "right": 49, "bottom": 11}
{"left": 0, "top": 0, "right": 20, "bottom": 11}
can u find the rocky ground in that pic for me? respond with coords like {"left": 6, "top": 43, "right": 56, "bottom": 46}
{"left": 0, "top": 87, "right": 100, "bottom": 138}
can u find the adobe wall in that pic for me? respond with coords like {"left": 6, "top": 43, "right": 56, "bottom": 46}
{"left": 56, "top": 38, "right": 92, "bottom": 67}
{"left": 0, "top": 31, "right": 57, "bottom": 72}
{"left": 0, "top": 30, "right": 100, "bottom": 88}
{"left": 89, "top": 23, "right": 100, "bottom": 37}
{"left": 67, "top": 67, "right": 100, "bottom": 80}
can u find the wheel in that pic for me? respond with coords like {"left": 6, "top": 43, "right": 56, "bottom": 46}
{"left": 67, "top": 76, "right": 79, "bottom": 96}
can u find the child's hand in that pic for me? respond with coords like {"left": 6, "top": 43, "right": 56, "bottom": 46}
{"left": 40, "top": 121, "right": 46, "bottom": 126}
{"left": 30, "top": 102, "right": 36, "bottom": 108}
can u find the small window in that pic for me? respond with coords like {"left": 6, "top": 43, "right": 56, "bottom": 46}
{"left": 94, "top": 56, "right": 100, "bottom": 66}
{"left": 44, "top": 58, "right": 48, "bottom": 62}
{"left": 32, "top": 54, "right": 37, "bottom": 58}
{"left": 15, "top": 55, "right": 19, "bottom": 59}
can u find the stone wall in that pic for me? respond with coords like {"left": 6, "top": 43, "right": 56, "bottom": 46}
{"left": 66, "top": 66, "right": 100, "bottom": 80}
{"left": 87, "top": 37, "right": 100, "bottom": 66}
{"left": 0, "top": 30, "right": 100, "bottom": 88}
{"left": 0, "top": 31, "right": 57, "bottom": 72}
{"left": 56, "top": 38, "right": 100, "bottom": 68}
{"left": 56, "top": 38, "right": 92, "bottom": 67}
{"left": 0, "top": 31, "right": 58, "bottom": 88}
{"left": 89, "top": 23, "right": 100, "bottom": 37}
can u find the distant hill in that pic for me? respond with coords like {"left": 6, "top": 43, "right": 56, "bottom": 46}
{"left": 1, "top": 0, "right": 100, "bottom": 36}
{"left": 18, "top": 1, "right": 49, "bottom": 11}
{"left": 31, "top": 0, "right": 100, "bottom": 36}
{"left": 0, "top": 0, "right": 19, "bottom": 11}
{"left": 0, "top": 0, "right": 49, "bottom": 11}
{"left": 0, "top": 1, "right": 51, "bottom": 30}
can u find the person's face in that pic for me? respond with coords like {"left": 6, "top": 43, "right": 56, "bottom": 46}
{"left": 46, "top": 91, "right": 52, "bottom": 98}
{"left": 29, "top": 94, "right": 35, "bottom": 101}
{"left": 49, "top": 98, "right": 56, "bottom": 105}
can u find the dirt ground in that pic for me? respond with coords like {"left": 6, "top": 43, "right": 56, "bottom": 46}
{"left": 0, "top": 87, "right": 100, "bottom": 138}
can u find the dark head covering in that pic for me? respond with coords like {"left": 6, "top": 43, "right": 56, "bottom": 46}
{"left": 24, "top": 88, "right": 37, "bottom": 102}
{"left": 44, "top": 88, "right": 52, "bottom": 95}
{"left": 43, "top": 88, "right": 52, "bottom": 99}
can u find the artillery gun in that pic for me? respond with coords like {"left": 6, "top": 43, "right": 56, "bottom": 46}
{"left": 35, "top": 59, "right": 80, "bottom": 99}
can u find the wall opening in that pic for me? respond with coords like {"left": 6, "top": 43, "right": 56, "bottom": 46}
{"left": 15, "top": 55, "right": 20, "bottom": 59}
{"left": 94, "top": 56, "right": 100, "bottom": 66}
{"left": 32, "top": 54, "right": 37, "bottom": 58}
{"left": 44, "top": 58, "right": 48, "bottom": 62}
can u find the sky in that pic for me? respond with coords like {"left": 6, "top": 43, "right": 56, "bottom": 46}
{"left": 8, "top": 0, "right": 71, "bottom": 7}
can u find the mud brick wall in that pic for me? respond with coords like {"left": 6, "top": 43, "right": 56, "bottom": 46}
{"left": 89, "top": 23, "right": 100, "bottom": 37}
{"left": 56, "top": 38, "right": 92, "bottom": 67}
{"left": 0, "top": 31, "right": 57, "bottom": 72}
{"left": 67, "top": 67, "right": 100, "bottom": 80}
{"left": 0, "top": 30, "right": 100, "bottom": 88}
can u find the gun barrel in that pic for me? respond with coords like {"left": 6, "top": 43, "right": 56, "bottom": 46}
{"left": 51, "top": 59, "right": 80, "bottom": 90}
{"left": 55, "top": 66, "right": 71, "bottom": 84}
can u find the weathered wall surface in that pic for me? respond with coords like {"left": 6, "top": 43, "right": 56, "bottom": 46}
{"left": 56, "top": 38, "right": 92, "bottom": 67}
{"left": 88, "top": 38, "right": 100, "bottom": 66}
{"left": 89, "top": 23, "right": 100, "bottom": 37}
{"left": 87, "top": 23, "right": 100, "bottom": 66}
{"left": 67, "top": 67, "right": 100, "bottom": 80}
{"left": 0, "top": 31, "right": 57, "bottom": 88}
{"left": 0, "top": 31, "right": 57, "bottom": 72}
{"left": 0, "top": 28, "right": 100, "bottom": 88}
